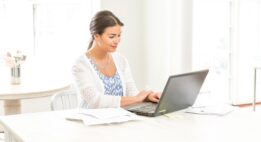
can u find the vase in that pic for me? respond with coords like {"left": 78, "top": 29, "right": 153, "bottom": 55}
{"left": 11, "top": 65, "right": 21, "bottom": 85}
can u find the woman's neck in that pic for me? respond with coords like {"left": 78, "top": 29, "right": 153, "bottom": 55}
{"left": 88, "top": 46, "right": 108, "bottom": 60}
{"left": 87, "top": 46, "right": 113, "bottom": 71}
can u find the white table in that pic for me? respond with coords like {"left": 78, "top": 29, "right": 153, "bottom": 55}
{"left": 0, "top": 80, "right": 71, "bottom": 115}
{"left": 0, "top": 60, "right": 71, "bottom": 115}
{"left": 0, "top": 109, "right": 261, "bottom": 142}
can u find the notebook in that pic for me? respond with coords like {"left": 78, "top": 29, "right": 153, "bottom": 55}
{"left": 124, "top": 69, "right": 209, "bottom": 117}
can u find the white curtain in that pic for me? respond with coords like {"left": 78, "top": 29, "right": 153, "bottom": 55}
{"left": 192, "top": 0, "right": 230, "bottom": 105}
{"left": 230, "top": 0, "right": 261, "bottom": 104}
{"left": 192, "top": 0, "right": 261, "bottom": 105}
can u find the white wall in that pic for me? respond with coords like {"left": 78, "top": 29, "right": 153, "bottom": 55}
{"left": 143, "top": 0, "right": 193, "bottom": 91}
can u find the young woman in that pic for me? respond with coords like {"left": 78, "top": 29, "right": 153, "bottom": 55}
{"left": 72, "top": 10, "right": 160, "bottom": 109}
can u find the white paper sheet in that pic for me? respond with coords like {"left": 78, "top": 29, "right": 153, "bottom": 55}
{"left": 185, "top": 105, "right": 238, "bottom": 116}
{"left": 66, "top": 108, "right": 142, "bottom": 125}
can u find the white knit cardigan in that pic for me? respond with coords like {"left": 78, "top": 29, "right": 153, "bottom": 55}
{"left": 72, "top": 52, "right": 139, "bottom": 109}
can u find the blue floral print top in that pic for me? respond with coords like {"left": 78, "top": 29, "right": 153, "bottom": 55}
{"left": 89, "top": 59, "right": 123, "bottom": 96}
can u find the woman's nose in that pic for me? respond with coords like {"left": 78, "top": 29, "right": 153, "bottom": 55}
{"left": 114, "top": 37, "right": 121, "bottom": 44}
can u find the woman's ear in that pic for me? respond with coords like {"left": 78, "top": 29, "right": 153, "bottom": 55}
{"left": 93, "top": 34, "right": 100, "bottom": 40}
{"left": 94, "top": 34, "right": 102, "bottom": 47}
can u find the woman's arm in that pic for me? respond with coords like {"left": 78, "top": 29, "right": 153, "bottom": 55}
{"left": 118, "top": 55, "right": 161, "bottom": 106}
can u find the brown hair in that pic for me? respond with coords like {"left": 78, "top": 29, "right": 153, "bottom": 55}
{"left": 88, "top": 10, "right": 124, "bottom": 49}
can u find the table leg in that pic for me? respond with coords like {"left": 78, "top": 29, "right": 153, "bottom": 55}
{"left": 4, "top": 100, "right": 21, "bottom": 115}
{"left": 253, "top": 68, "right": 257, "bottom": 111}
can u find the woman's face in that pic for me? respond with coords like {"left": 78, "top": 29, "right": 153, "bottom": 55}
{"left": 95, "top": 25, "right": 122, "bottom": 52}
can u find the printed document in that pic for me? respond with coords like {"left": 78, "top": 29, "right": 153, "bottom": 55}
{"left": 66, "top": 108, "right": 141, "bottom": 125}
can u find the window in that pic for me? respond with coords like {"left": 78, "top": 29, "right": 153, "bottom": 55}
{"left": 0, "top": 1, "right": 34, "bottom": 55}
{"left": 193, "top": 0, "right": 261, "bottom": 105}
{"left": 192, "top": 0, "right": 231, "bottom": 105}
{"left": 0, "top": 0, "right": 100, "bottom": 74}
{"left": 230, "top": 0, "right": 261, "bottom": 104}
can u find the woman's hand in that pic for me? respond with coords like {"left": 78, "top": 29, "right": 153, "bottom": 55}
{"left": 120, "top": 91, "right": 153, "bottom": 107}
{"left": 146, "top": 92, "right": 161, "bottom": 103}
{"left": 135, "top": 90, "right": 153, "bottom": 103}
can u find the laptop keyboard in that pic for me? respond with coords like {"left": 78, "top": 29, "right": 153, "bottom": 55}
{"left": 128, "top": 102, "right": 157, "bottom": 112}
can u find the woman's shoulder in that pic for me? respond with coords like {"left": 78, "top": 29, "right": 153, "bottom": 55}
{"left": 72, "top": 54, "right": 91, "bottom": 71}
{"left": 112, "top": 52, "right": 129, "bottom": 70}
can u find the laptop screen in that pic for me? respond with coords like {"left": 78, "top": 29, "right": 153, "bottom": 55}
{"left": 154, "top": 69, "right": 209, "bottom": 116}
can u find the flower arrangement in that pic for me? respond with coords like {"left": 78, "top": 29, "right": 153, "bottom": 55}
{"left": 4, "top": 50, "right": 26, "bottom": 68}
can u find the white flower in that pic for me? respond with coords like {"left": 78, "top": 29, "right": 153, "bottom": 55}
{"left": 3, "top": 50, "right": 26, "bottom": 68}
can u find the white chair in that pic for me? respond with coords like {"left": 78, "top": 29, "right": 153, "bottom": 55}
{"left": 50, "top": 89, "right": 78, "bottom": 110}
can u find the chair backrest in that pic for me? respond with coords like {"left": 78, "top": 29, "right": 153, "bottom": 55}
{"left": 50, "top": 89, "right": 78, "bottom": 111}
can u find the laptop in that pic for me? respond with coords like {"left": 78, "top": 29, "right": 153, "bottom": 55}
{"left": 124, "top": 69, "right": 209, "bottom": 117}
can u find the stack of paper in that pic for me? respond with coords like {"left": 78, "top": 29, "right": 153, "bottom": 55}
{"left": 185, "top": 105, "right": 238, "bottom": 116}
{"left": 66, "top": 108, "right": 141, "bottom": 125}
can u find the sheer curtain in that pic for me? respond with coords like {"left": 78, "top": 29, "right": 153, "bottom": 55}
{"left": 230, "top": 0, "right": 261, "bottom": 104}
{"left": 192, "top": 0, "right": 231, "bottom": 105}
{"left": 193, "top": 0, "right": 261, "bottom": 105}
{"left": 0, "top": 0, "right": 100, "bottom": 77}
